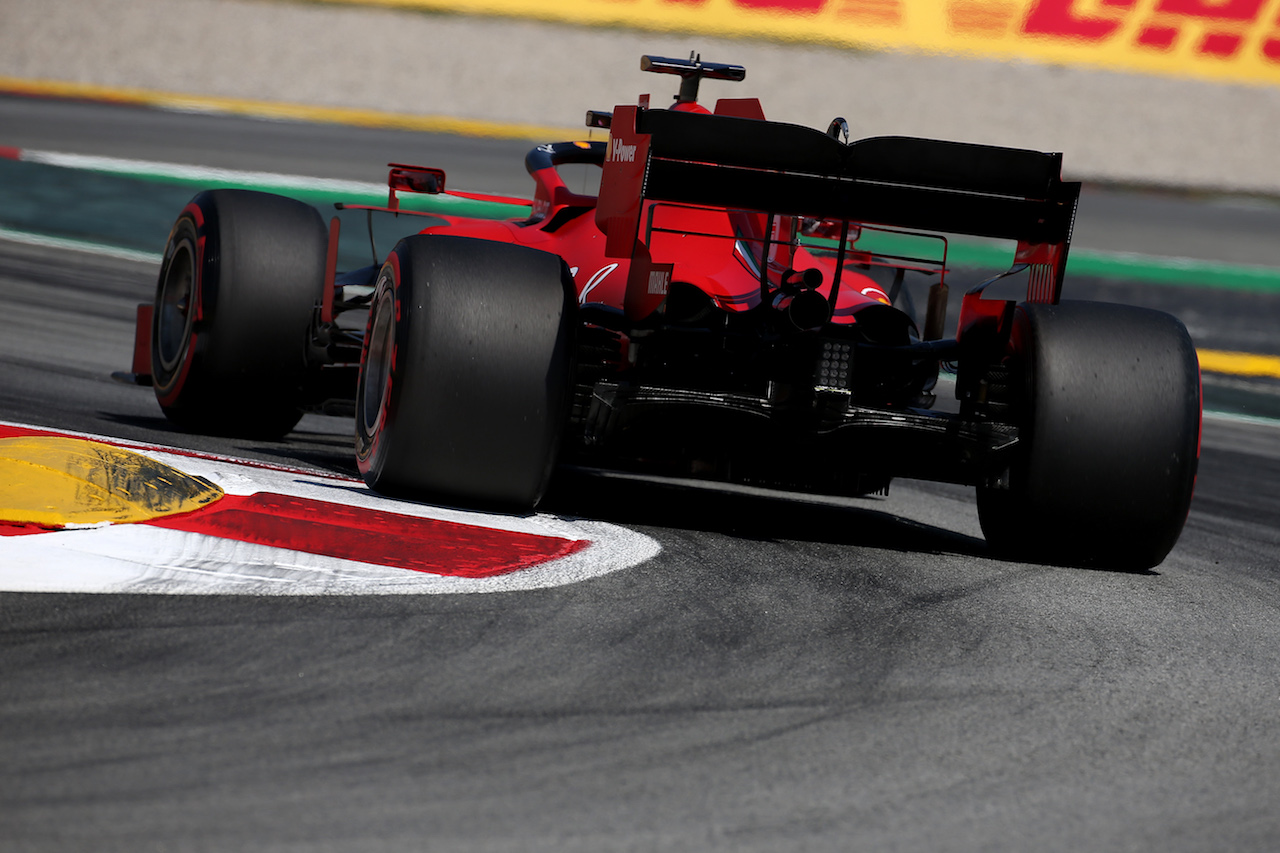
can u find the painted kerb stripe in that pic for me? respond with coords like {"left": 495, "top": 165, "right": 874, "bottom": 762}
{"left": 1198, "top": 349, "right": 1280, "bottom": 380}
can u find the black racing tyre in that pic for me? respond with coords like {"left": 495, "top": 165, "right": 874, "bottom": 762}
{"left": 151, "top": 189, "right": 327, "bottom": 439}
{"left": 977, "top": 301, "right": 1201, "bottom": 570}
{"left": 355, "top": 234, "right": 576, "bottom": 510}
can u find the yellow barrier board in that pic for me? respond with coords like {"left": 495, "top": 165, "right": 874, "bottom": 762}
{"left": 363, "top": 0, "right": 1280, "bottom": 85}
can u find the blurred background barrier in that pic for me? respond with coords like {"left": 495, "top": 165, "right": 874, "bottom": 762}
{"left": 361, "top": 0, "right": 1280, "bottom": 87}
{"left": 1, "top": 0, "right": 1279, "bottom": 193}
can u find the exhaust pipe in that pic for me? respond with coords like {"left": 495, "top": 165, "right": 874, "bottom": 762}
{"left": 782, "top": 288, "right": 832, "bottom": 331}
{"left": 773, "top": 267, "right": 830, "bottom": 331}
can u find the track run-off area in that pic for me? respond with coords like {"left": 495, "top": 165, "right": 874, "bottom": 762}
{"left": 2, "top": 91, "right": 1280, "bottom": 851}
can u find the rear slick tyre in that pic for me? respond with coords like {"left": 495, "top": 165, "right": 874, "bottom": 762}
{"left": 355, "top": 235, "right": 576, "bottom": 511}
{"left": 977, "top": 301, "right": 1201, "bottom": 570}
{"left": 150, "top": 189, "right": 327, "bottom": 439}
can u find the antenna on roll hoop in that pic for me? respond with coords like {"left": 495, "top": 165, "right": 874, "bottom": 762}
{"left": 640, "top": 52, "right": 746, "bottom": 105}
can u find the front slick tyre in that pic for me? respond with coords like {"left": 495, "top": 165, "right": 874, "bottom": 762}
{"left": 151, "top": 189, "right": 327, "bottom": 439}
{"left": 355, "top": 235, "right": 576, "bottom": 511}
{"left": 977, "top": 301, "right": 1201, "bottom": 571}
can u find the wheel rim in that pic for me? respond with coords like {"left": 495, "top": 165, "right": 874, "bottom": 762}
{"left": 155, "top": 238, "right": 196, "bottom": 376}
{"left": 360, "top": 283, "right": 396, "bottom": 437}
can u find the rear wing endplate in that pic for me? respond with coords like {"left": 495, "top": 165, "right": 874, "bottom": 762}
{"left": 596, "top": 105, "right": 1080, "bottom": 321}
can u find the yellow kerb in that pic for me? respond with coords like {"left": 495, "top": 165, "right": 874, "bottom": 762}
{"left": 0, "top": 437, "right": 224, "bottom": 528}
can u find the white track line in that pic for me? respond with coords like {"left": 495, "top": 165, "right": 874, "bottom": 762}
{"left": 0, "top": 226, "right": 161, "bottom": 264}
{"left": 17, "top": 148, "right": 385, "bottom": 196}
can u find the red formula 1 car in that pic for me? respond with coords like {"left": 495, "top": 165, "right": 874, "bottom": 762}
{"left": 122, "top": 54, "right": 1201, "bottom": 569}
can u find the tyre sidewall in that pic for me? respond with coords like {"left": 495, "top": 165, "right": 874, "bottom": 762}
{"left": 355, "top": 256, "right": 403, "bottom": 481}
{"left": 355, "top": 235, "right": 576, "bottom": 509}
{"left": 152, "top": 209, "right": 207, "bottom": 408}
{"left": 150, "top": 190, "right": 327, "bottom": 436}
{"left": 980, "top": 300, "right": 1201, "bottom": 568}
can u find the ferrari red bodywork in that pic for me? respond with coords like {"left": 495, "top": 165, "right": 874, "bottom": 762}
{"left": 124, "top": 54, "right": 1202, "bottom": 569}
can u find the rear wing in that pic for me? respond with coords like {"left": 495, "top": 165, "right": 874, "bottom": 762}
{"left": 596, "top": 105, "right": 1080, "bottom": 321}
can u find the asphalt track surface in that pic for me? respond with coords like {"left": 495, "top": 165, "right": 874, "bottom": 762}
{"left": 3, "top": 98, "right": 1280, "bottom": 852}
